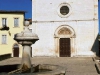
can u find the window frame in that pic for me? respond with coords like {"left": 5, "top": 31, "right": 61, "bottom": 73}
{"left": 1, "top": 35, "right": 7, "bottom": 44}
{"left": 57, "top": 3, "right": 72, "bottom": 18}
{"left": 14, "top": 18, "right": 19, "bottom": 27}
{"left": 2, "top": 18, "right": 7, "bottom": 27}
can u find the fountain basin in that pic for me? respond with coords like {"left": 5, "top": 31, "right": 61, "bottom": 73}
{"left": 0, "top": 64, "right": 66, "bottom": 75}
{"left": 32, "top": 64, "right": 66, "bottom": 75}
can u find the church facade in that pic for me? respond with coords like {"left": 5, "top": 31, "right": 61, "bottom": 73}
{"left": 32, "top": 0, "right": 99, "bottom": 57}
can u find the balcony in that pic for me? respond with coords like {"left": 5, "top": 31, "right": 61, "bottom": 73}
{"left": 0, "top": 25, "right": 9, "bottom": 31}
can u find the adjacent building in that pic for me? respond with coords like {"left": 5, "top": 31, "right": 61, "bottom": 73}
{"left": 0, "top": 10, "right": 25, "bottom": 57}
{"left": 32, "top": 0, "right": 99, "bottom": 57}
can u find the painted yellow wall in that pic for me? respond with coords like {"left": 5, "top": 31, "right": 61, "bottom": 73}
{"left": 0, "top": 13, "right": 24, "bottom": 57}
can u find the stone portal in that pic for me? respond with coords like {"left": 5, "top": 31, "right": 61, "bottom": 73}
{"left": 54, "top": 25, "right": 75, "bottom": 57}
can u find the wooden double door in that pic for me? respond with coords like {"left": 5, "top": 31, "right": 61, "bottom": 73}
{"left": 59, "top": 38, "right": 70, "bottom": 57}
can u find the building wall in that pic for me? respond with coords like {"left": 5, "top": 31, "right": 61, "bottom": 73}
{"left": 32, "top": 0, "right": 99, "bottom": 57}
{"left": 0, "top": 13, "right": 24, "bottom": 57}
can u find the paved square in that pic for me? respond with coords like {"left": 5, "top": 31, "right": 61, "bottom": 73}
{"left": 0, "top": 57, "right": 99, "bottom": 75}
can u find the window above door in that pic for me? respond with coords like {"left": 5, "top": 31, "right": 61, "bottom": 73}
{"left": 57, "top": 3, "right": 72, "bottom": 18}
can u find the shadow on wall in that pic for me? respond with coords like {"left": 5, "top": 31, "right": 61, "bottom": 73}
{"left": 91, "top": 34, "right": 99, "bottom": 57}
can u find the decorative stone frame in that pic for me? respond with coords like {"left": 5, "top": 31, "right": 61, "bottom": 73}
{"left": 57, "top": 2, "right": 72, "bottom": 18}
{"left": 54, "top": 25, "right": 76, "bottom": 57}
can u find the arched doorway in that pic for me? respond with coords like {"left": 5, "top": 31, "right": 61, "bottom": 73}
{"left": 13, "top": 44, "right": 19, "bottom": 57}
{"left": 54, "top": 25, "right": 75, "bottom": 57}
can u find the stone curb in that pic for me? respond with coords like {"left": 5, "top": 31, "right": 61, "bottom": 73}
{"left": 92, "top": 57, "right": 100, "bottom": 74}
{"left": 95, "top": 62, "right": 100, "bottom": 74}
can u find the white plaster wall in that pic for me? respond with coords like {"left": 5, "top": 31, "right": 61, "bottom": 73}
{"left": 32, "top": 0, "right": 94, "bottom": 21}
{"left": 76, "top": 21, "right": 98, "bottom": 56}
{"left": 32, "top": 0, "right": 99, "bottom": 57}
{"left": 32, "top": 21, "right": 98, "bottom": 57}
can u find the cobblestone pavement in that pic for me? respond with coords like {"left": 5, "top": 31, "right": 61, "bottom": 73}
{"left": 0, "top": 57, "right": 99, "bottom": 75}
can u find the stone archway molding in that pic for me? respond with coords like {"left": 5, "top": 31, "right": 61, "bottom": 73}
{"left": 54, "top": 25, "right": 75, "bottom": 38}
{"left": 54, "top": 25, "right": 76, "bottom": 57}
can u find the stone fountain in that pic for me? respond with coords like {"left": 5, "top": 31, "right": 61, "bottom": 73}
{"left": 14, "top": 21, "right": 39, "bottom": 72}
{"left": 0, "top": 21, "right": 66, "bottom": 75}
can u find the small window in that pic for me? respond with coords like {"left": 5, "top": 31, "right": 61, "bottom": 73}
{"left": 2, "top": 35, "right": 7, "bottom": 44}
{"left": 2, "top": 18, "right": 7, "bottom": 27}
{"left": 60, "top": 6, "right": 69, "bottom": 15}
{"left": 14, "top": 18, "right": 19, "bottom": 27}
{"left": 57, "top": 3, "right": 72, "bottom": 18}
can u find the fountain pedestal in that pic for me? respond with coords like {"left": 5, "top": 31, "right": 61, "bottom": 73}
{"left": 14, "top": 21, "right": 39, "bottom": 71}
{"left": 21, "top": 45, "right": 31, "bottom": 70}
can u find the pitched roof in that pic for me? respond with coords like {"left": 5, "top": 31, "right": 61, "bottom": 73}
{"left": 0, "top": 10, "right": 26, "bottom": 13}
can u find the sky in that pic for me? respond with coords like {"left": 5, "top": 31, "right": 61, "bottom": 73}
{"left": 98, "top": 0, "right": 100, "bottom": 35}
{"left": 0, "top": 0, "right": 32, "bottom": 19}
{"left": 98, "top": 0, "right": 100, "bottom": 19}
{"left": 0, "top": 0, "right": 100, "bottom": 33}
